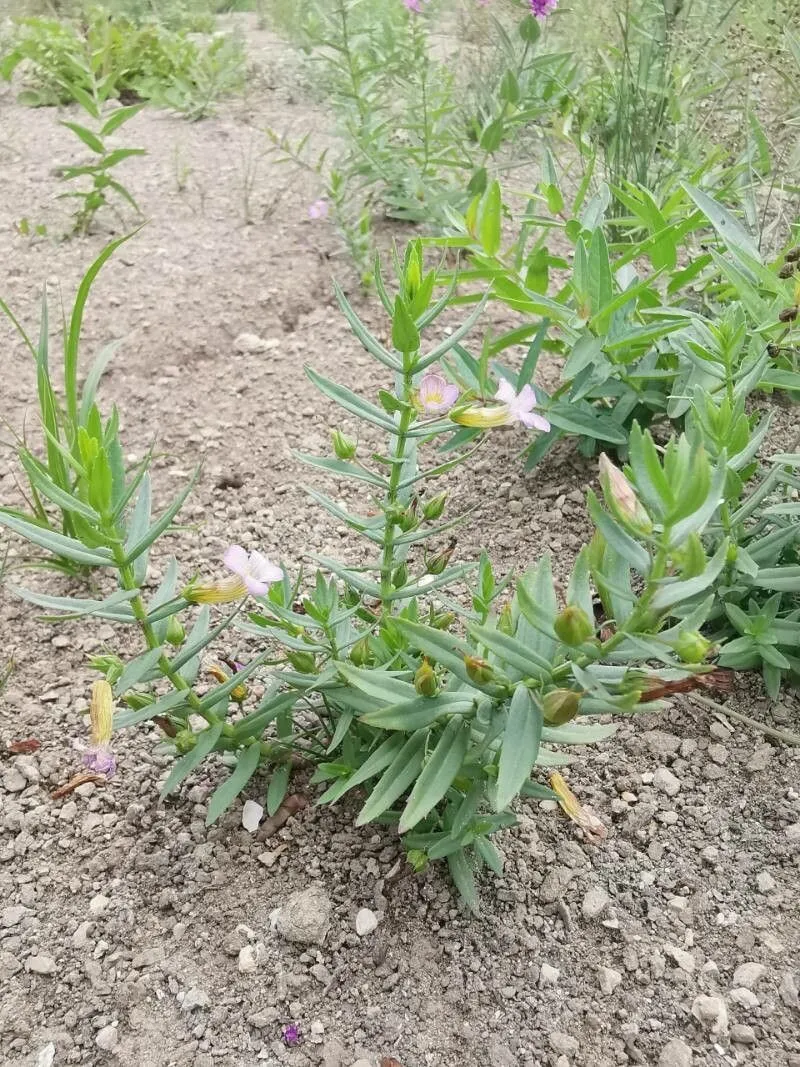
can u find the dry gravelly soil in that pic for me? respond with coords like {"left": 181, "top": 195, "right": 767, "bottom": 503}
{"left": 1, "top": 17, "right": 799, "bottom": 1067}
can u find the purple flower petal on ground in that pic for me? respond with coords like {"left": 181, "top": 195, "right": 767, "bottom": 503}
{"left": 308, "top": 198, "right": 328, "bottom": 220}
{"left": 530, "top": 0, "right": 558, "bottom": 18}
{"left": 83, "top": 746, "right": 116, "bottom": 777}
{"left": 403, "top": 0, "right": 423, "bottom": 10}
{"left": 282, "top": 1024, "right": 301, "bottom": 1047}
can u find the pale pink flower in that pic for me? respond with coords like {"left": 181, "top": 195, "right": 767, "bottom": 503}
{"left": 224, "top": 545, "right": 283, "bottom": 597}
{"left": 308, "top": 199, "right": 328, "bottom": 220}
{"left": 452, "top": 379, "right": 550, "bottom": 431}
{"left": 417, "top": 371, "right": 459, "bottom": 415}
{"left": 495, "top": 379, "right": 551, "bottom": 430}
{"left": 403, "top": 0, "right": 423, "bottom": 10}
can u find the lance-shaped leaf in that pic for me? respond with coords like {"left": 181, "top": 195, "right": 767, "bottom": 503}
{"left": 124, "top": 468, "right": 200, "bottom": 565}
{"left": 447, "top": 848, "right": 479, "bottom": 915}
{"left": 392, "top": 618, "right": 500, "bottom": 692}
{"left": 113, "top": 646, "right": 164, "bottom": 697}
{"left": 360, "top": 693, "right": 475, "bottom": 731}
{"left": 294, "top": 452, "right": 388, "bottom": 490}
{"left": 317, "top": 733, "right": 406, "bottom": 806}
{"left": 114, "top": 687, "right": 187, "bottom": 730}
{"left": 335, "top": 662, "right": 416, "bottom": 704}
{"left": 399, "top": 718, "right": 471, "bottom": 832}
{"left": 306, "top": 366, "right": 398, "bottom": 433}
{"left": 494, "top": 686, "right": 542, "bottom": 810}
{"left": 355, "top": 729, "right": 428, "bottom": 825}
{"left": 11, "top": 586, "right": 137, "bottom": 622}
{"left": 415, "top": 293, "right": 491, "bottom": 371}
{"left": 160, "top": 721, "right": 224, "bottom": 799}
{"left": 650, "top": 538, "right": 729, "bottom": 612}
{"left": 0, "top": 510, "right": 113, "bottom": 566}
{"left": 205, "top": 741, "right": 262, "bottom": 825}
{"left": 469, "top": 622, "right": 551, "bottom": 680}
{"left": 333, "top": 282, "right": 401, "bottom": 371}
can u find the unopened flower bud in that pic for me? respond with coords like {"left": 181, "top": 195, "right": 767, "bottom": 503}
{"left": 392, "top": 562, "right": 409, "bottom": 589}
{"left": 331, "top": 429, "right": 357, "bottom": 460}
{"left": 414, "top": 658, "right": 438, "bottom": 697}
{"left": 422, "top": 492, "right": 447, "bottom": 521}
{"left": 165, "top": 615, "right": 186, "bottom": 647}
{"left": 397, "top": 508, "right": 418, "bottom": 533}
{"left": 287, "top": 650, "right": 317, "bottom": 674}
{"left": 465, "top": 655, "right": 494, "bottom": 685}
{"left": 432, "top": 611, "right": 456, "bottom": 630}
{"left": 174, "top": 729, "right": 197, "bottom": 754}
{"left": 554, "top": 605, "right": 594, "bottom": 646}
{"left": 674, "top": 630, "right": 713, "bottom": 665}
{"left": 230, "top": 681, "right": 248, "bottom": 704}
{"left": 598, "top": 453, "right": 652, "bottom": 535}
{"left": 350, "top": 636, "right": 372, "bottom": 666}
{"left": 426, "top": 538, "right": 456, "bottom": 575}
{"left": 542, "top": 688, "right": 580, "bottom": 725}
{"left": 497, "top": 602, "right": 514, "bottom": 636}
{"left": 123, "top": 692, "right": 154, "bottom": 711}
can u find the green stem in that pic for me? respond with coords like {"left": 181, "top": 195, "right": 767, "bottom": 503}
{"left": 380, "top": 370, "right": 415, "bottom": 610}
{"left": 110, "top": 541, "right": 217, "bottom": 725}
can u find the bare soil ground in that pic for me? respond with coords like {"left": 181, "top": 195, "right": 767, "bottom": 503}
{"left": 1, "top": 17, "right": 799, "bottom": 1067}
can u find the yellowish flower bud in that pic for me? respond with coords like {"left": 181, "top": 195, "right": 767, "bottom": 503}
{"left": 674, "top": 631, "right": 713, "bottom": 664}
{"left": 542, "top": 688, "right": 580, "bottom": 725}
{"left": 598, "top": 453, "right": 652, "bottom": 535}
{"left": 465, "top": 655, "right": 494, "bottom": 685}
{"left": 414, "top": 659, "right": 438, "bottom": 697}
{"left": 183, "top": 575, "right": 247, "bottom": 604}
{"left": 554, "top": 605, "right": 594, "bottom": 646}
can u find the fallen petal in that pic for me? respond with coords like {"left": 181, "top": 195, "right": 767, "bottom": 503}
{"left": 242, "top": 799, "right": 264, "bottom": 833}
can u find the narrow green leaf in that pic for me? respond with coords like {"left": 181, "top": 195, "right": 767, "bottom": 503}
{"left": 399, "top": 718, "right": 471, "bottom": 832}
{"left": 355, "top": 730, "right": 427, "bottom": 825}
{"left": 267, "top": 763, "right": 291, "bottom": 816}
{"left": 205, "top": 741, "right": 262, "bottom": 826}
{"left": 316, "top": 734, "right": 406, "bottom": 806}
{"left": 495, "top": 686, "right": 542, "bottom": 810}
{"left": 160, "top": 721, "right": 224, "bottom": 799}
{"left": 0, "top": 509, "right": 113, "bottom": 566}
{"left": 113, "top": 646, "right": 163, "bottom": 697}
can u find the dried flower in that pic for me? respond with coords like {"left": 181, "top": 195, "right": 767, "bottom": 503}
{"left": 308, "top": 199, "right": 328, "bottom": 220}
{"left": 282, "top": 1023, "right": 301, "bottom": 1047}
{"left": 452, "top": 379, "right": 550, "bottom": 431}
{"left": 530, "top": 0, "right": 558, "bottom": 18}
{"left": 417, "top": 371, "right": 459, "bottom": 415}
{"left": 83, "top": 680, "right": 116, "bottom": 777}
{"left": 184, "top": 546, "right": 282, "bottom": 604}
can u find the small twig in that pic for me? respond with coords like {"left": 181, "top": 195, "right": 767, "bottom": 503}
{"left": 687, "top": 692, "right": 800, "bottom": 747}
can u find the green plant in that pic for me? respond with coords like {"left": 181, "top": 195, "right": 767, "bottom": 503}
{"left": 59, "top": 98, "right": 145, "bottom": 234}
{"left": 0, "top": 236, "right": 154, "bottom": 576}
{"left": 1, "top": 10, "right": 245, "bottom": 117}
{"left": 4, "top": 240, "right": 741, "bottom": 910}
{"left": 432, "top": 177, "right": 800, "bottom": 470}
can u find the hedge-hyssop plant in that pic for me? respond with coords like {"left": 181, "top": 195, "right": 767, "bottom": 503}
{"left": 2, "top": 240, "right": 736, "bottom": 910}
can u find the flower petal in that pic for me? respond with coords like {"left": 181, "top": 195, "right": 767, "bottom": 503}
{"left": 495, "top": 378, "right": 516, "bottom": 404}
{"left": 223, "top": 544, "right": 249, "bottom": 577}
{"left": 517, "top": 384, "right": 537, "bottom": 411}
{"left": 244, "top": 575, "right": 270, "bottom": 597}
{"left": 442, "top": 382, "right": 460, "bottom": 407}
{"left": 248, "top": 551, "right": 283, "bottom": 584}
{"left": 531, "top": 412, "right": 551, "bottom": 432}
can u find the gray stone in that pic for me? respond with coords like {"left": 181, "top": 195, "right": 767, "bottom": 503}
{"left": 181, "top": 987, "right": 210, "bottom": 1012}
{"left": 664, "top": 943, "right": 695, "bottom": 973}
{"left": 321, "top": 1038, "right": 348, "bottom": 1067}
{"left": 730, "top": 1024, "right": 756, "bottom": 1045}
{"left": 238, "top": 943, "right": 264, "bottom": 973}
{"left": 539, "top": 962, "right": 560, "bottom": 987}
{"left": 653, "top": 767, "right": 681, "bottom": 797}
{"left": 95, "top": 1025, "right": 118, "bottom": 1051}
{"left": 658, "top": 1038, "right": 693, "bottom": 1067}
{"left": 539, "top": 865, "right": 574, "bottom": 904}
{"left": 732, "top": 961, "right": 765, "bottom": 989}
{"left": 598, "top": 966, "right": 623, "bottom": 994}
{"left": 26, "top": 954, "right": 57, "bottom": 975}
{"left": 729, "top": 987, "right": 759, "bottom": 1009}
{"left": 247, "top": 1007, "right": 279, "bottom": 1027}
{"left": 275, "top": 886, "right": 332, "bottom": 946}
{"left": 644, "top": 731, "right": 682, "bottom": 760}
{"left": 355, "top": 908, "right": 378, "bottom": 937}
{"left": 35, "top": 1045, "right": 56, "bottom": 1067}
{"left": 779, "top": 972, "right": 799, "bottom": 1009}
{"left": 89, "top": 894, "right": 110, "bottom": 916}
{"left": 581, "top": 886, "right": 610, "bottom": 920}
{"left": 234, "top": 332, "right": 269, "bottom": 354}
{"left": 755, "top": 871, "right": 777, "bottom": 893}
{"left": 1, "top": 905, "right": 29, "bottom": 928}
{"left": 3, "top": 767, "right": 27, "bottom": 793}
{"left": 549, "top": 1032, "right": 579, "bottom": 1056}
{"left": 488, "top": 1040, "right": 517, "bottom": 1067}
{"left": 691, "top": 995, "right": 728, "bottom": 1036}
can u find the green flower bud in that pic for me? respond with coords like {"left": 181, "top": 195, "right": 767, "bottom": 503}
{"left": 287, "top": 650, "right": 317, "bottom": 674}
{"left": 174, "top": 729, "right": 197, "bottom": 754}
{"left": 392, "top": 563, "right": 409, "bottom": 589}
{"left": 397, "top": 508, "right": 418, "bottom": 533}
{"left": 331, "top": 429, "right": 357, "bottom": 460}
{"left": 674, "top": 631, "right": 713, "bottom": 665}
{"left": 123, "top": 692, "right": 154, "bottom": 711}
{"left": 465, "top": 655, "right": 494, "bottom": 685}
{"left": 350, "top": 636, "right": 372, "bottom": 666}
{"left": 88, "top": 654, "right": 124, "bottom": 686}
{"left": 497, "top": 602, "right": 514, "bottom": 636}
{"left": 542, "top": 688, "right": 581, "bottom": 725}
{"left": 554, "top": 605, "right": 594, "bottom": 646}
{"left": 165, "top": 615, "right": 186, "bottom": 647}
{"left": 432, "top": 611, "right": 456, "bottom": 630}
{"left": 422, "top": 492, "right": 447, "bottom": 521}
{"left": 414, "top": 658, "right": 438, "bottom": 697}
